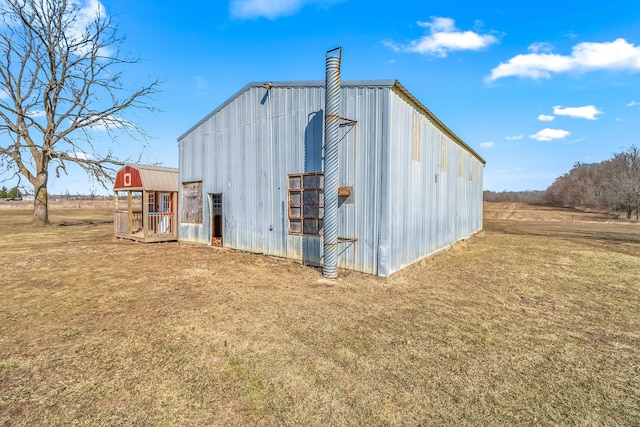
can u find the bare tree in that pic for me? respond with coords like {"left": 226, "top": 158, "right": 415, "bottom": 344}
{"left": 612, "top": 145, "right": 640, "bottom": 219}
{"left": 545, "top": 145, "right": 640, "bottom": 219}
{"left": 0, "top": 0, "right": 159, "bottom": 223}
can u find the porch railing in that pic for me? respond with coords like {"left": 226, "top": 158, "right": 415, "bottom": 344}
{"left": 114, "top": 210, "right": 174, "bottom": 238}
{"left": 114, "top": 210, "right": 128, "bottom": 234}
{"left": 114, "top": 210, "right": 143, "bottom": 235}
{"left": 147, "top": 212, "right": 175, "bottom": 237}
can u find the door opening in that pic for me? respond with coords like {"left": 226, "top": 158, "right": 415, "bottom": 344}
{"left": 158, "top": 192, "right": 171, "bottom": 234}
{"left": 210, "top": 193, "right": 223, "bottom": 246}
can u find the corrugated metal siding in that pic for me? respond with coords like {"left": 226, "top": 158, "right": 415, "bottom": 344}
{"left": 178, "top": 83, "right": 388, "bottom": 274}
{"left": 178, "top": 81, "right": 483, "bottom": 276}
{"left": 336, "top": 85, "right": 387, "bottom": 273}
{"left": 384, "top": 89, "right": 483, "bottom": 275}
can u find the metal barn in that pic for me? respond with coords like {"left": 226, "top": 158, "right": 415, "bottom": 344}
{"left": 113, "top": 164, "right": 179, "bottom": 243}
{"left": 178, "top": 80, "right": 485, "bottom": 276}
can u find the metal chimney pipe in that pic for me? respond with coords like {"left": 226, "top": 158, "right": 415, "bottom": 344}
{"left": 323, "top": 47, "right": 341, "bottom": 279}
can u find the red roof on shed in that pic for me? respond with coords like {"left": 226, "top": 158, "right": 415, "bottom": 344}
{"left": 114, "top": 164, "right": 178, "bottom": 191}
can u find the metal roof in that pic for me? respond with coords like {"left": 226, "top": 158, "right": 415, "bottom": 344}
{"left": 178, "top": 79, "right": 485, "bottom": 165}
{"left": 114, "top": 164, "right": 179, "bottom": 192}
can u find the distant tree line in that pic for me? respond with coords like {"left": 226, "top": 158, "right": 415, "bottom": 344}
{"left": 483, "top": 145, "right": 640, "bottom": 219}
{"left": 0, "top": 186, "right": 21, "bottom": 199}
{"left": 483, "top": 190, "right": 547, "bottom": 204}
{"left": 545, "top": 145, "right": 640, "bottom": 219}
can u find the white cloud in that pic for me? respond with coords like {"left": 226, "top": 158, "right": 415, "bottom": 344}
{"left": 487, "top": 38, "right": 640, "bottom": 81}
{"left": 384, "top": 16, "right": 498, "bottom": 57}
{"left": 74, "top": 0, "right": 105, "bottom": 28}
{"left": 480, "top": 142, "right": 494, "bottom": 148}
{"left": 506, "top": 134, "right": 523, "bottom": 140}
{"left": 67, "top": 151, "right": 93, "bottom": 160}
{"left": 382, "top": 40, "right": 400, "bottom": 52}
{"left": 537, "top": 114, "right": 555, "bottom": 122}
{"left": 529, "top": 128, "right": 571, "bottom": 141}
{"left": 0, "top": 89, "right": 8, "bottom": 101}
{"left": 27, "top": 109, "right": 46, "bottom": 118}
{"left": 67, "top": 0, "right": 111, "bottom": 55}
{"left": 15, "top": 0, "right": 111, "bottom": 58}
{"left": 528, "top": 42, "right": 554, "bottom": 53}
{"left": 229, "top": 0, "right": 338, "bottom": 20}
{"left": 553, "top": 105, "right": 602, "bottom": 120}
{"left": 615, "top": 117, "right": 623, "bottom": 122}
{"left": 627, "top": 101, "right": 639, "bottom": 107}
{"left": 488, "top": 52, "right": 572, "bottom": 81}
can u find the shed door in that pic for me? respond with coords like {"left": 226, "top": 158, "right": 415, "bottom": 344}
{"left": 159, "top": 193, "right": 171, "bottom": 212}
{"left": 210, "top": 193, "right": 223, "bottom": 245}
{"left": 158, "top": 193, "right": 171, "bottom": 234}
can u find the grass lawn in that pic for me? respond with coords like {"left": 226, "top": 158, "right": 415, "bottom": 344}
{"left": 1, "top": 203, "right": 639, "bottom": 425}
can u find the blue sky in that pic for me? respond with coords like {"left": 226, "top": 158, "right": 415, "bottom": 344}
{"left": 21, "top": 0, "right": 640, "bottom": 194}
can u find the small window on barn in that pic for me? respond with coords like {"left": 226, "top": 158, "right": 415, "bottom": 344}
{"left": 124, "top": 173, "right": 132, "bottom": 187}
{"left": 288, "top": 172, "right": 324, "bottom": 236}
{"left": 181, "top": 181, "right": 203, "bottom": 224}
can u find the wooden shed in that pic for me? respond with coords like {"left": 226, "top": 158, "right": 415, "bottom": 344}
{"left": 113, "top": 164, "right": 179, "bottom": 242}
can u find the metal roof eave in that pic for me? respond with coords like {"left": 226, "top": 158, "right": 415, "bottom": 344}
{"left": 123, "top": 164, "right": 179, "bottom": 173}
{"left": 114, "top": 186, "right": 144, "bottom": 191}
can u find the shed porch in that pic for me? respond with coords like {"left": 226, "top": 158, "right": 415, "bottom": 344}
{"left": 113, "top": 165, "right": 179, "bottom": 243}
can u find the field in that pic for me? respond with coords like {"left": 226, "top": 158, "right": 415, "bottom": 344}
{"left": 1, "top": 201, "right": 639, "bottom": 425}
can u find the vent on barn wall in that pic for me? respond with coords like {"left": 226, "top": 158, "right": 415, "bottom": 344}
{"left": 323, "top": 47, "right": 341, "bottom": 279}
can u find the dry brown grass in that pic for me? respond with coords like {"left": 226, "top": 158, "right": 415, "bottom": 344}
{"left": 1, "top": 202, "right": 639, "bottom": 425}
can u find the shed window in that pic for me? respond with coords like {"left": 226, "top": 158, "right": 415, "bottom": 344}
{"left": 212, "top": 194, "right": 222, "bottom": 215}
{"left": 181, "top": 181, "right": 203, "bottom": 224}
{"left": 288, "top": 173, "right": 324, "bottom": 235}
{"left": 148, "top": 192, "right": 155, "bottom": 212}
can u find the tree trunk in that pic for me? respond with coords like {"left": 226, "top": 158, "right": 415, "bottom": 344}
{"left": 33, "top": 169, "right": 49, "bottom": 224}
